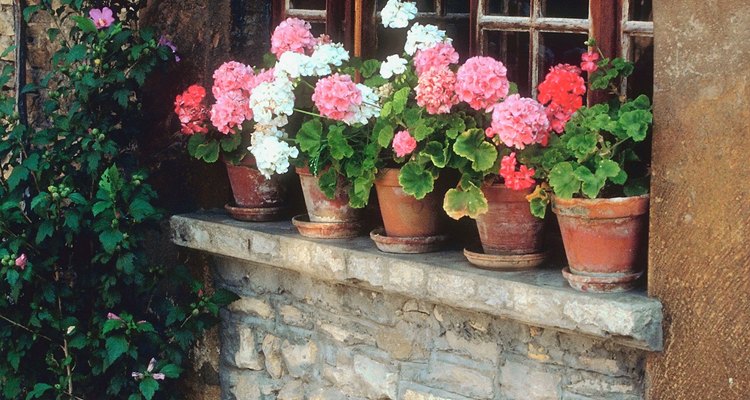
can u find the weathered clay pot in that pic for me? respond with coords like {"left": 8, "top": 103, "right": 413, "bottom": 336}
{"left": 476, "top": 183, "right": 545, "bottom": 255}
{"left": 225, "top": 157, "right": 285, "bottom": 209}
{"left": 374, "top": 168, "right": 445, "bottom": 238}
{"left": 552, "top": 194, "right": 649, "bottom": 292}
{"left": 296, "top": 167, "right": 362, "bottom": 223}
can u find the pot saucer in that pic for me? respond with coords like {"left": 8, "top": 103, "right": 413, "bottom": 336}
{"left": 369, "top": 227, "right": 448, "bottom": 254}
{"left": 292, "top": 214, "right": 362, "bottom": 239}
{"left": 463, "top": 246, "right": 547, "bottom": 271}
{"left": 562, "top": 267, "right": 643, "bottom": 293}
{"left": 225, "top": 204, "right": 285, "bottom": 222}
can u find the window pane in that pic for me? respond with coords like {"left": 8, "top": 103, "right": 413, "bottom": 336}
{"left": 539, "top": 32, "right": 587, "bottom": 82}
{"left": 627, "top": 36, "right": 653, "bottom": 98}
{"left": 486, "top": 0, "right": 531, "bottom": 17}
{"left": 290, "top": 0, "right": 326, "bottom": 10}
{"left": 310, "top": 22, "right": 326, "bottom": 37}
{"left": 485, "top": 31, "right": 531, "bottom": 96}
{"left": 445, "top": 0, "right": 470, "bottom": 14}
{"left": 377, "top": 0, "right": 436, "bottom": 12}
{"left": 543, "top": 0, "right": 588, "bottom": 19}
{"left": 630, "top": 0, "right": 653, "bottom": 21}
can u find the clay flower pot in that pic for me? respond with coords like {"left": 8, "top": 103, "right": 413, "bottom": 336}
{"left": 552, "top": 194, "right": 649, "bottom": 293}
{"left": 223, "top": 157, "right": 286, "bottom": 221}
{"left": 293, "top": 167, "right": 363, "bottom": 238}
{"left": 371, "top": 167, "right": 448, "bottom": 253}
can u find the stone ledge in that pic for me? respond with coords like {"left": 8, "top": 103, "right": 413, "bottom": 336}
{"left": 170, "top": 211, "right": 663, "bottom": 351}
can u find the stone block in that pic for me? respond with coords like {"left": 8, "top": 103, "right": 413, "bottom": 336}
{"left": 234, "top": 327, "right": 263, "bottom": 370}
{"left": 281, "top": 339, "right": 318, "bottom": 378}
{"left": 564, "top": 371, "right": 641, "bottom": 398}
{"left": 228, "top": 297, "right": 274, "bottom": 319}
{"left": 277, "top": 380, "right": 304, "bottom": 400}
{"left": 352, "top": 354, "right": 398, "bottom": 399}
{"left": 401, "top": 385, "right": 473, "bottom": 400}
{"left": 261, "top": 334, "right": 283, "bottom": 379}
{"left": 423, "top": 356, "right": 495, "bottom": 399}
{"left": 499, "top": 360, "right": 561, "bottom": 400}
{"left": 278, "top": 304, "right": 312, "bottom": 328}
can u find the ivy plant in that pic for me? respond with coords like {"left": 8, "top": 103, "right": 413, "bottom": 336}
{"left": 0, "top": 2, "right": 236, "bottom": 399}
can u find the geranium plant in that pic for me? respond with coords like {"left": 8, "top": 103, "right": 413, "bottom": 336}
{"left": 525, "top": 39, "right": 653, "bottom": 217}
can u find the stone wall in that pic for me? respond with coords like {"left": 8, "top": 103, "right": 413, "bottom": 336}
{"left": 213, "top": 256, "right": 646, "bottom": 400}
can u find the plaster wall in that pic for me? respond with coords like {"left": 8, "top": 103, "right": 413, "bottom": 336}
{"left": 648, "top": 2, "right": 750, "bottom": 399}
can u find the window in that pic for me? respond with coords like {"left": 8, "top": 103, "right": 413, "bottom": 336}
{"left": 272, "top": 0, "right": 653, "bottom": 97}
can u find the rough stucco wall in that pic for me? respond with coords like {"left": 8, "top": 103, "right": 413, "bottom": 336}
{"left": 648, "top": 2, "right": 750, "bottom": 399}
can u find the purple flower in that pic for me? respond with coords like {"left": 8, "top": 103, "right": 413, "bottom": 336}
{"left": 15, "top": 254, "right": 27, "bottom": 270}
{"left": 132, "top": 358, "right": 166, "bottom": 381}
{"left": 158, "top": 35, "right": 180, "bottom": 62}
{"left": 89, "top": 7, "right": 115, "bottom": 29}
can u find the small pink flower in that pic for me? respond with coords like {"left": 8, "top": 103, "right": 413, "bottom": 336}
{"left": 107, "top": 312, "right": 122, "bottom": 321}
{"left": 89, "top": 7, "right": 115, "bottom": 29}
{"left": 413, "top": 43, "right": 459, "bottom": 76}
{"left": 580, "top": 51, "right": 600, "bottom": 73}
{"left": 499, "top": 153, "right": 536, "bottom": 191}
{"left": 393, "top": 130, "right": 417, "bottom": 158}
{"left": 312, "top": 73, "right": 362, "bottom": 122}
{"left": 456, "top": 56, "right": 510, "bottom": 111}
{"left": 14, "top": 254, "right": 27, "bottom": 270}
{"left": 270, "top": 17, "right": 317, "bottom": 58}
{"left": 415, "top": 66, "right": 459, "bottom": 115}
{"left": 486, "top": 94, "right": 550, "bottom": 150}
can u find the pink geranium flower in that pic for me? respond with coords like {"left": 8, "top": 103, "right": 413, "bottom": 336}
{"left": 311, "top": 74, "right": 362, "bottom": 122}
{"left": 486, "top": 94, "right": 550, "bottom": 149}
{"left": 413, "top": 42, "right": 459, "bottom": 76}
{"left": 393, "top": 130, "right": 417, "bottom": 157}
{"left": 89, "top": 7, "right": 115, "bottom": 29}
{"left": 455, "top": 56, "right": 510, "bottom": 111}
{"left": 415, "top": 66, "right": 459, "bottom": 115}
{"left": 15, "top": 254, "right": 27, "bottom": 270}
{"left": 581, "top": 51, "right": 600, "bottom": 73}
{"left": 270, "top": 17, "right": 317, "bottom": 58}
{"left": 537, "top": 64, "right": 586, "bottom": 133}
{"left": 499, "top": 152, "right": 536, "bottom": 191}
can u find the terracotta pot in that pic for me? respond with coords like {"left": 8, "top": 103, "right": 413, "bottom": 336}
{"left": 476, "top": 183, "right": 545, "bottom": 255}
{"left": 552, "top": 194, "right": 649, "bottom": 292}
{"left": 225, "top": 157, "right": 285, "bottom": 209}
{"left": 374, "top": 168, "right": 445, "bottom": 238}
{"left": 296, "top": 167, "right": 362, "bottom": 223}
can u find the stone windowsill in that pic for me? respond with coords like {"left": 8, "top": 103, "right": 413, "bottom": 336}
{"left": 170, "top": 211, "right": 663, "bottom": 351}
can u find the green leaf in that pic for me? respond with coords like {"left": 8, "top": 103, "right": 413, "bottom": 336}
{"left": 549, "top": 162, "right": 581, "bottom": 199}
{"left": 220, "top": 133, "right": 242, "bottom": 152}
{"left": 318, "top": 169, "right": 338, "bottom": 199}
{"left": 296, "top": 119, "right": 323, "bottom": 156}
{"left": 624, "top": 176, "right": 649, "bottom": 196}
{"left": 6, "top": 269, "right": 19, "bottom": 286}
{"left": 139, "top": 377, "right": 159, "bottom": 400}
{"left": 398, "top": 163, "right": 434, "bottom": 200}
{"left": 452, "top": 129, "right": 498, "bottom": 172}
{"left": 116, "top": 254, "right": 136, "bottom": 274}
{"left": 129, "top": 198, "right": 156, "bottom": 221}
{"left": 71, "top": 15, "right": 97, "bottom": 33}
{"left": 66, "top": 44, "right": 88, "bottom": 63}
{"left": 596, "top": 159, "right": 621, "bottom": 179}
{"left": 102, "top": 319, "right": 123, "bottom": 335}
{"left": 113, "top": 89, "right": 130, "bottom": 108}
{"left": 574, "top": 166, "right": 605, "bottom": 198}
{"left": 328, "top": 126, "right": 354, "bottom": 160}
{"left": 160, "top": 364, "right": 182, "bottom": 379}
{"left": 22, "top": 5, "right": 40, "bottom": 22}
{"left": 422, "top": 141, "right": 449, "bottom": 168}
{"left": 194, "top": 141, "right": 220, "bottom": 163}
{"left": 68, "top": 192, "right": 87, "bottom": 205}
{"left": 7, "top": 165, "right": 29, "bottom": 190}
{"left": 616, "top": 109, "right": 652, "bottom": 142}
{"left": 566, "top": 132, "right": 598, "bottom": 161}
{"left": 99, "top": 229, "right": 124, "bottom": 253}
{"left": 392, "top": 87, "right": 410, "bottom": 114}
{"left": 92, "top": 200, "right": 111, "bottom": 216}
{"left": 529, "top": 197, "right": 548, "bottom": 219}
{"left": 412, "top": 122, "right": 434, "bottom": 141}
{"left": 210, "top": 288, "right": 240, "bottom": 307}
{"left": 25, "top": 383, "right": 52, "bottom": 399}
{"left": 360, "top": 59, "right": 380, "bottom": 78}
{"left": 443, "top": 185, "right": 488, "bottom": 220}
{"left": 35, "top": 220, "right": 54, "bottom": 244}
{"left": 187, "top": 133, "right": 207, "bottom": 157}
{"left": 105, "top": 336, "right": 129, "bottom": 367}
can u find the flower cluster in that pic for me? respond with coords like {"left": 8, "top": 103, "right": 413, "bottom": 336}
{"left": 404, "top": 23, "right": 451, "bottom": 56}
{"left": 581, "top": 51, "right": 600, "bottom": 73}
{"left": 413, "top": 42, "right": 459, "bottom": 76}
{"left": 249, "top": 129, "right": 299, "bottom": 178}
{"left": 455, "top": 57, "right": 510, "bottom": 110}
{"left": 415, "top": 66, "right": 459, "bottom": 115}
{"left": 499, "top": 152, "right": 536, "bottom": 191}
{"left": 537, "top": 64, "right": 586, "bottom": 133}
{"left": 393, "top": 130, "right": 417, "bottom": 157}
{"left": 270, "top": 17, "right": 316, "bottom": 58}
{"left": 380, "top": 55, "right": 408, "bottom": 79}
{"left": 174, "top": 85, "right": 209, "bottom": 135}
{"left": 249, "top": 77, "right": 295, "bottom": 126}
{"left": 210, "top": 61, "right": 260, "bottom": 134}
{"left": 381, "top": 0, "right": 418, "bottom": 29}
{"left": 486, "top": 94, "right": 550, "bottom": 149}
{"left": 311, "top": 74, "right": 378, "bottom": 125}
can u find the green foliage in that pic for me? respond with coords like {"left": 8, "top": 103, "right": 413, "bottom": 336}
{"left": 0, "top": 3, "right": 233, "bottom": 399}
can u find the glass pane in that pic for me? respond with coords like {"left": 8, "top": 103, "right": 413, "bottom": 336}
{"left": 485, "top": 31, "right": 531, "bottom": 96}
{"left": 538, "top": 32, "right": 587, "bottom": 83}
{"left": 543, "top": 0, "right": 588, "bottom": 19}
{"left": 310, "top": 23, "right": 326, "bottom": 37}
{"left": 290, "top": 0, "right": 326, "bottom": 10}
{"left": 630, "top": 0, "right": 653, "bottom": 21}
{"left": 445, "top": 0, "right": 470, "bottom": 13}
{"left": 627, "top": 36, "right": 654, "bottom": 98}
{"left": 486, "top": 0, "right": 531, "bottom": 17}
{"left": 377, "top": 0, "right": 435, "bottom": 12}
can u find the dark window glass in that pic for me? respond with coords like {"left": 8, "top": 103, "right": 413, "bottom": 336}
{"left": 628, "top": 36, "right": 654, "bottom": 98}
{"left": 538, "top": 32, "right": 587, "bottom": 82}
{"left": 630, "top": 0, "right": 653, "bottom": 21}
{"left": 486, "top": 0, "right": 531, "bottom": 17}
{"left": 485, "top": 31, "right": 531, "bottom": 96}
{"left": 542, "top": 0, "right": 588, "bottom": 19}
{"left": 290, "top": 0, "right": 326, "bottom": 10}
{"left": 445, "top": 0, "right": 470, "bottom": 14}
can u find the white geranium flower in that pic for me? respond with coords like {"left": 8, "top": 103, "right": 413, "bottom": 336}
{"left": 379, "top": 55, "right": 408, "bottom": 79}
{"left": 248, "top": 132, "right": 299, "bottom": 178}
{"left": 274, "top": 51, "right": 314, "bottom": 79}
{"left": 381, "top": 0, "right": 418, "bottom": 29}
{"left": 249, "top": 78, "right": 295, "bottom": 125}
{"left": 404, "top": 23, "right": 451, "bottom": 56}
{"left": 309, "top": 43, "right": 350, "bottom": 76}
{"left": 345, "top": 84, "right": 381, "bottom": 125}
